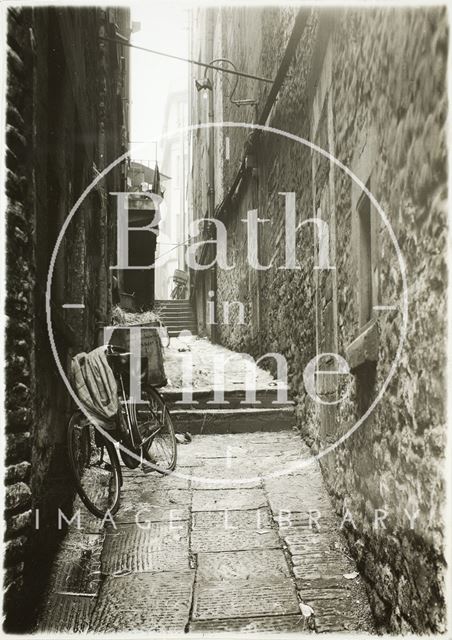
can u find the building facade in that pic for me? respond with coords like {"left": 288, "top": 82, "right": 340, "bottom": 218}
{"left": 189, "top": 7, "right": 447, "bottom": 633}
{"left": 156, "top": 91, "right": 189, "bottom": 300}
{"left": 4, "top": 6, "right": 130, "bottom": 629}
{"left": 121, "top": 160, "right": 168, "bottom": 307}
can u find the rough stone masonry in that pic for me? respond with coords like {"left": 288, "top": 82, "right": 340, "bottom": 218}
{"left": 189, "top": 7, "right": 447, "bottom": 633}
{"left": 4, "top": 6, "right": 130, "bottom": 631}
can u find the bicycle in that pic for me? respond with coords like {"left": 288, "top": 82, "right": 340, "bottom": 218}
{"left": 170, "top": 281, "right": 187, "bottom": 300}
{"left": 67, "top": 345, "right": 177, "bottom": 518}
{"left": 170, "top": 269, "right": 189, "bottom": 300}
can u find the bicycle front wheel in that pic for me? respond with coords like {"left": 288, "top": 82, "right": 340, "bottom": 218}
{"left": 67, "top": 412, "right": 121, "bottom": 518}
{"left": 138, "top": 388, "right": 177, "bottom": 474}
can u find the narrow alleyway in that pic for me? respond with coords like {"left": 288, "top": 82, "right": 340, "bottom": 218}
{"left": 4, "top": 3, "right": 448, "bottom": 634}
{"left": 38, "top": 339, "right": 374, "bottom": 634}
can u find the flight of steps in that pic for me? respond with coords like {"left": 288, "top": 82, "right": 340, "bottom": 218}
{"left": 155, "top": 299, "right": 197, "bottom": 337}
{"left": 163, "top": 387, "right": 296, "bottom": 435}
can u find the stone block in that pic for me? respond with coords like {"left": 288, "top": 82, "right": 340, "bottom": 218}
{"left": 5, "top": 461, "right": 31, "bottom": 485}
{"left": 5, "top": 481, "right": 31, "bottom": 513}
{"left": 90, "top": 571, "right": 195, "bottom": 632}
{"left": 101, "top": 523, "right": 190, "bottom": 575}
{"left": 192, "top": 577, "right": 299, "bottom": 620}
{"left": 191, "top": 523, "right": 280, "bottom": 553}
{"left": 190, "top": 614, "right": 305, "bottom": 633}
{"left": 38, "top": 594, "right": 95, "bottom": 633}
{"left": 7, "top": 406, "right": 32, "bottom": 430}
{"left": 192, "top": 508, "right": 273, "bottom": 530}
{"left": 197, "top": 548, "right": 290, "bottom": 581}
{"left": 192, "top": 488, "right": 267, "bottom": 512}
{"left": 4, "top": 535, "right": 28, "bottom": 566}
{"left": 5, "top": 509, "right": 32, "bottom": 535}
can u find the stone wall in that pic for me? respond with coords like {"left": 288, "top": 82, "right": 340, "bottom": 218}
{"left": 4, "top": 7, "right": 129, "bottom": 630}
{"left": 5, "top": 8, "right": 35, "bottom": 626}
{"left": 189, "top": 6, "right": 447, "bottom": 633}
{"left": 323, "top": 9, "right": 447, "bottom": 633}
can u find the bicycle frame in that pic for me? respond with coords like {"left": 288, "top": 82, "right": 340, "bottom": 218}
{"left": 116, "top": 372, "right": 163, "bottom": 452}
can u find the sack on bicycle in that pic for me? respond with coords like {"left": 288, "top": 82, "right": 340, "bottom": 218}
{"left": 71, "top": 346, "right": 119, "bottom": 431}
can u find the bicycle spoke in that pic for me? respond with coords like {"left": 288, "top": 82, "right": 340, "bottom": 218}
{"left": 68, "top": 416, "right": 120, "bottom": 518}
{"left": 139, "top": 390, "right": 176, "bottom": 472}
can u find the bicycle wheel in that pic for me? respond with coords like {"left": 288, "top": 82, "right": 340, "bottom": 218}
{"left": 138, "top": 388, "right": 177, "bottom": 473}
{"left": 67, "top": 412, "right": 121, "bottom": 518}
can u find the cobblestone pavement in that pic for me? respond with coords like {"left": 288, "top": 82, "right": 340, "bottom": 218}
{"left": 38, "top": 430, "right": 375, "bottom": 634}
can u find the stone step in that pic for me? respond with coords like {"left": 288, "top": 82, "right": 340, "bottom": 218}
{"left": 166, "top": 323, "right": 197, "bottom": 329}
{"left": 167, "top": 327, "right": 198, "bottom": 335}
{"left": 160, "top": 315, "right": 196, "bottom": 323}
{"left": 161, "top": 315, "right": 196, "bottom": 321}
{"left": 159, "top": 309, "right": 194, "bottom": 316}
{"left": 159, "top": 313, "right": 193, "bottom": 317}
{"left": 160, "top": 312, "right": 194, "bottom": 318}
{"left": 156, "top": 301, "right": 192, "bottom": 308}
{"left": 171, "top": 407, "right": 296, "bottom": 434}
{"left": 162, "top": 387, "right": 293, "bottom": 410}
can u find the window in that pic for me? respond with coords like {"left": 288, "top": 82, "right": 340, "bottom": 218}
{"left": 357, "top": 181, "right": 372, "bottom": 327}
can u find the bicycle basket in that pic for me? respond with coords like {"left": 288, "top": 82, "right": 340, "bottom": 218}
{"left": 107, "top": 324, "right": 167, "bottom": 388}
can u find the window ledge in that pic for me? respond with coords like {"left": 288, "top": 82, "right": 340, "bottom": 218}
{"left": 345, "top": 318, "right": 379, "bottom": 372}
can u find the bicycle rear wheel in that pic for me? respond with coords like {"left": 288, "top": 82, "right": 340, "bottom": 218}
{"left": 138, "top": 388, "right": 177, "bottom": 473}
{"left": 67, "top": 412, "right": 121, "bottom": 518}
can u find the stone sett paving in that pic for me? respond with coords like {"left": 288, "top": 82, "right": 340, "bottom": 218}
{"left": 38, "top": 430, "right": 375, "bottom": 634}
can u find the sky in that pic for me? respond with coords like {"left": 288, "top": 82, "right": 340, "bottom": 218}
{"left": 129, "top": 2, "right": 189, "bottom": 164}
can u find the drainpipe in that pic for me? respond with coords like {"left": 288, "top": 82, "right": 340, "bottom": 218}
{"left": 206, "top": 9, "right": 218, "bottom": 342}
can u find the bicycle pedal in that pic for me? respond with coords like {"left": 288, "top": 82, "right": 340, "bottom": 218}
{"left": 141, "top": 463, "right": 156, "bottom": 474}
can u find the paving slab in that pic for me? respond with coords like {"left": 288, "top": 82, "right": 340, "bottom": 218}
{"left": 190, "top": 464, "right": 262, "bottom": 489}
{"left": 116, "top": 487, "right": 191, "bottom": 524}
{"left": 50, "top": 532, "right": 104, "bottom": 595}
{"left": 197, "top": 548, "right": 290, "bottom": 581}
{"left": 39, "top": 593, "right": 95, "bottom": 633}
{"left": 192, "top": 508, "right": 273, "bottom": 530}
{"left": 120, "top": 486, "right": 190, "bottom": 507}
{"left": 266, "top": 485, "right": 333, "bottom": 514}
{"left": 290, "top": 550, "right": 350, "bottom": 566}
{"left": 90, "top": 571, "right": 195, "bottom": 632}
{"left": 190, "top": 614, "right": 306, "bottom": 633}
{"left": 192, "top": 577, "right": 300, "bottom": 620}
{"left": 120, "top": 471, "right": 190, "bottom": 490}
{"left": 114, "top": 504, "right": 189, "bottom": 525}
{"left": 192, "top": 488, "right": 267, "bottom": 511}
{"left": 304, "top": 595, "right": 374, "bottom": 633}
{"left": 191, "top": 525, "right": 280, "bottom": 553}
{"left": 101, "top": 522, "right": 189, "bottom": 574}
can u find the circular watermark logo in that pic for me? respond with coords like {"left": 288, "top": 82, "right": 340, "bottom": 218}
{"left": 46, "top": 122, "right": 408, "bottom": 486}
